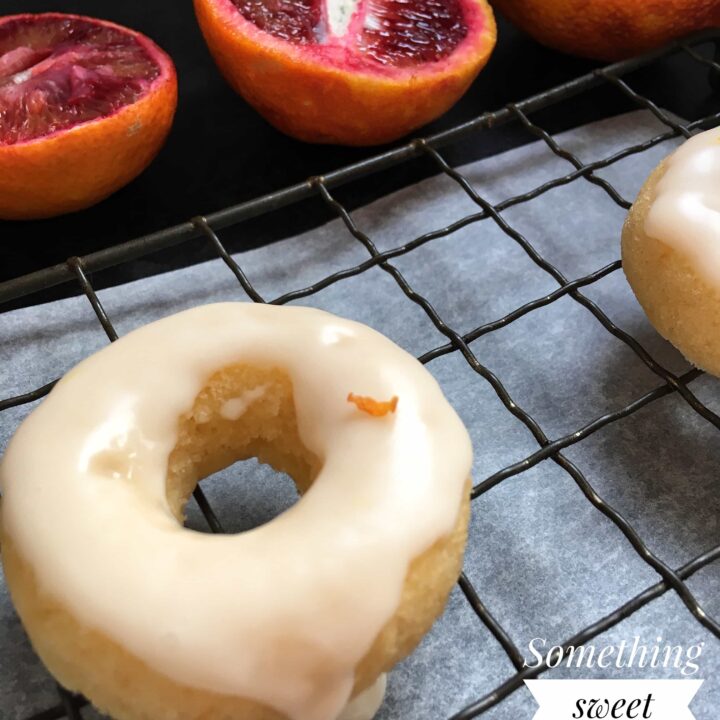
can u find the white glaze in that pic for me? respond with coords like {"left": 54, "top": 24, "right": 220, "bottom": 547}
{"left": 645, "top": 127, "right": 720, "bottom": 283}
{"left": 0, "top": 303, "right": 472, "bottom": 720}
{"left": 220, "top": 384, "right": 267, "bottom": 420}
{"left": 337, "top": 674, "right": 386, "bottom": 720}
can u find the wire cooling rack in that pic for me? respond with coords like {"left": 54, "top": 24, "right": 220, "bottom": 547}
{"left": 2, "top": 27, "right": 720, "bottom": 720}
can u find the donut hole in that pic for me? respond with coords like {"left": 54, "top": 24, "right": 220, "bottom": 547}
{"left": 186, "top": 459, "right": 300, "bottom": 533}
{"left": 166, "top": 364, "right": 321, "bottom": 527}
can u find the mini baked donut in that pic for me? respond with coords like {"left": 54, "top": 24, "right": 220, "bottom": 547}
{"left": 622, "top": 127, "right": 720, "bottom": 375}
{"left": 0, "top": 303, "right": 472, "bottom": 720}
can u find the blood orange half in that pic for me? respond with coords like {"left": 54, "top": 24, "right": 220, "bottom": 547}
{"left": 492, "top": 0, "right": 720, "bottom": 61}
{"left": 194, "top": 0, "right": 496, "bottom": 145}
{"left": 0, "top": 13, "right": 177, "bottom": 220}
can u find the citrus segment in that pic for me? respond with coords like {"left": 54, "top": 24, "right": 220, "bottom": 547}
{"left": 356, "top": 0, "right": 468, "bottom": 67}
{"left": 232, "top": 0, "right": 322, "bottom": 44}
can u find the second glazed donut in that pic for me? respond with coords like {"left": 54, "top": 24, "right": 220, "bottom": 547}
{"left": 622, "top": 127, "right": 720, "bottom": 375}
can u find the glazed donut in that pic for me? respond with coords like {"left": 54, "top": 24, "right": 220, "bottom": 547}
{"left": 622, "top": 127, "right": 720, "bottom": 375}
{"left": 0, "top": 303, "right": 472, "bottom": 720}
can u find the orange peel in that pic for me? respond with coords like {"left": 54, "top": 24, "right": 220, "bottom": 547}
{"left": 491, "top": 0, "right": 720, "bottom": 62}
{"left": 347, "top": 393, "right": 399, "bottom": 417}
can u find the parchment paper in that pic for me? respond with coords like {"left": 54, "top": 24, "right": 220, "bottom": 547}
{"left": 1, "top": 110, "right": 718, "bottom": 720}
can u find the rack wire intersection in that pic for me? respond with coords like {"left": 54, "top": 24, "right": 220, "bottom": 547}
{"left": 2, "top": 28, "right": 720, "bottom": 720}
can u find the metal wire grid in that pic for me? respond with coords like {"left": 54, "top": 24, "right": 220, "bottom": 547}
{"left": 1, "top": 28, "right": 720, "bottom": 720}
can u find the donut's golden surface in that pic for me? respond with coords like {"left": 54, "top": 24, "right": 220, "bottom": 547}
{"left": 622, "top": 163, "right": 720, "bottom": 376}
{"left": 3, "top": 363, "right": 469, "bottom": 720}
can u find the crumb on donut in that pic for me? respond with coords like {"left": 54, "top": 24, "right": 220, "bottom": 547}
{"left": 347, "top": 393, "right": 398, "bottom": 417}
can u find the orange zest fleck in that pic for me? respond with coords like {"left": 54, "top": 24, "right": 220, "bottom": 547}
{"left": 347, "top": 392, "right": 399, "bottom": 417}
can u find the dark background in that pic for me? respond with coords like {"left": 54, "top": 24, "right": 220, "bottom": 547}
{"left": 0, "top": 1, "right": 716, "bottom": 309}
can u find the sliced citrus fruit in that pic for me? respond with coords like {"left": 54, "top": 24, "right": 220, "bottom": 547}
{"left": 0, "top": 13, "right": 177, "bottom": 220}
{"left": 194, "top": 0, "right": 496, "bottom": 145}
{"left": 492, "top": 0, "right": 720, "bottom": 61}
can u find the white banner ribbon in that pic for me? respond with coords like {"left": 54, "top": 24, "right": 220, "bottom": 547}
{"left": 525, "top": 679, "right": 703, "bottom": 720}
